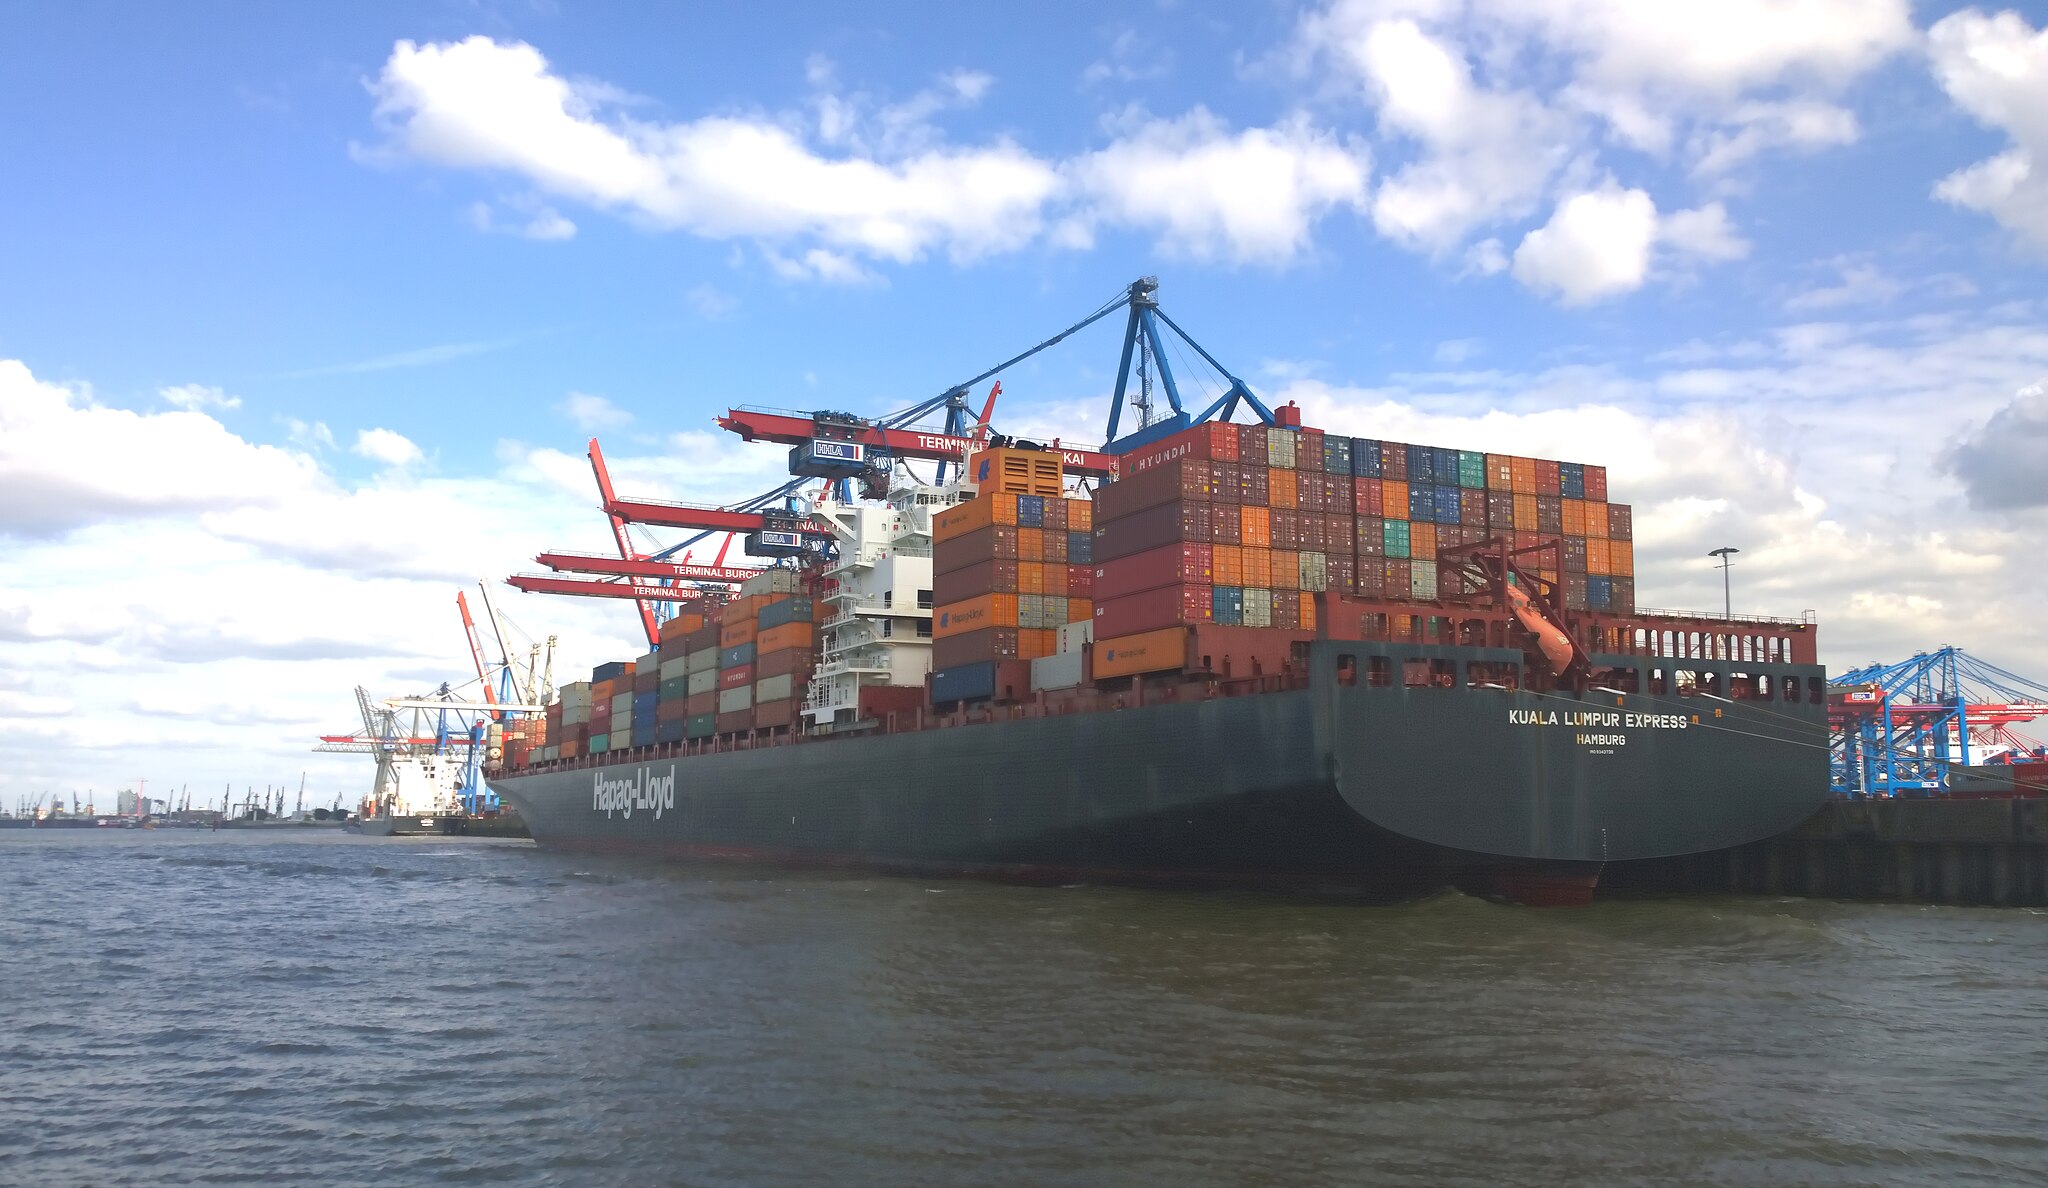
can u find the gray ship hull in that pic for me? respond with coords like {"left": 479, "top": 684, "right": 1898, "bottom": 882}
{"left": 494, "top": 644, "right": 1830, "bottom": 897}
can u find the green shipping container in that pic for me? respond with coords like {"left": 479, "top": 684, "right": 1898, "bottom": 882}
{"left": 686, "top": 712, "right": 717, "bottom": 739}
{"left": 659, "top": 676, "right": 689, "bottom": 701}
{"left": 1457, "top": 451, "right": 1486, "bottom": 489}
{"left": 588, "top": 732, "right": 610, "bottom": 752}
{"left": 1383, "top": 519, "right": 1411, "bottom": 559}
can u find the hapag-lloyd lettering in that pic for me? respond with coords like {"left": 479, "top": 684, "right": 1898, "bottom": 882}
{"left": 592, "top": 765, "right": 678, "bottom": 820}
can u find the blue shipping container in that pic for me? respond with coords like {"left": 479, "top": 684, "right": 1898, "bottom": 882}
{"left": 1352, "top": 439, "right": 1383, "bottom": 477}
{"left": 593, "top": 661, "right": 630, "bottom": 681}
{"left": 633, "top": 692, "right": 658, "bottom": 713}
{"left": 1587, "top": 576, "right": 1613, "bottom": 610}
{"left": 656, "top": 719, "right": 687, "bottom": 743}
{"left": 1434, "top": 447, "right": 1459, "bottom": 480}
{"left": 932, "top": 661, "right": 997, "bottom": 704}
{"left": 1015, "top": 495, "right": 1045, "bottom": 527}
{"left": 1211, "top": 585, "right": 1245, "bottom": 626}
{"left": 720, "top": 642, "right": 758, "bottom": 669}
{"left": 1407, "top": 443, "right": 1436, "bottom": 484}
{"left": 758, "top": 597, "right": 814, "bottom": 630}
{"left": 1436, "top": 485, "right": 1463, "bottom": 524}
{"left": 1068, "top": 531, "right": 1093, "bottom": 563}
{"left": 1560, "top": 462, "right": 1585, "bottom": 499}
{"left": 1409, "top": 483, "right": 1432, "bottom": 521}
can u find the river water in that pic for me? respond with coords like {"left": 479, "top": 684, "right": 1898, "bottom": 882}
{"left": 3, "top": 830, "right": 2045, "bottom": 1187}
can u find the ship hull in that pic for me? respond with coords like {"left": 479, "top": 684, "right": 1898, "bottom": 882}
{"left": 494, "top": 644, "right": 1830, "bottom": 898}
{"left": 351, "top": 814, "right": 464, "bottom": 837}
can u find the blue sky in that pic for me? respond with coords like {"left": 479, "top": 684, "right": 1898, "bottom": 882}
{"left": 3, "top": 1, "right": 2048, "bottom": 799}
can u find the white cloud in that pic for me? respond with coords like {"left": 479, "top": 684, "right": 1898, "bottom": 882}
{"left": 1511, "top": 185, "right": 1659, "bottom": 304}
{"left": 0, "top": 355, "right": 799, "bottom": 801}
{"left": 1287, "top": 0, "right": 1909, "bottom": 277}
{"left": 1065, "top": 108, "right": 1370, "bottom": 264}
{"left": 1785, "top": 258, "right": 1905, "bottom": 311}
{"left": 160, "top": 383, "right": 242, "bottom": 412}
{"left": 353, "top": 427, "right": 424, "bottom": 467}
{"left": 1660, "top": 201, "right": 1751, "bottom": 262}
{"left": 285, "top": 418, "right": 336, "bottom": 450}
{"left": 1929, "top": 9, "right": 2048, "bottom": 252}
{"left": 361, "top": 36, "right": 1374, "bottom": 276}
{"left": 557, "top": 391, "right": 633, "bottom": 430}
{"left": 467, "top": 199, "right": 578, "bottom": 240}
{"left": 685, "top": 282, "right": 737, "bottom": 319}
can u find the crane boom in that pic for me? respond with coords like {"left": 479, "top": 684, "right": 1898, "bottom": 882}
{"left": 507, "top": 574, "right": 734, "bottom": 602}
{"left": 454, "top": 591, "right": 501, "bottom": 718}
{"left": 716, "top": 408, "right": 1118, "bottom": 478}
{"left": 587, "top": 438, "right": 664, "bottom": 647}
{"left": 535, "top": 552, "right": 768, "bottom": 582}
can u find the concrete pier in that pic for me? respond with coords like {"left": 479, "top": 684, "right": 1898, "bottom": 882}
{"left": 1607, "top": 798, "right": 2048, "bottom": 906}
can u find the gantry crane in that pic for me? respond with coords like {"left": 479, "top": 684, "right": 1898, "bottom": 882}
{"left": 1829, "top": 647, "right": 2048, "bottom": 797}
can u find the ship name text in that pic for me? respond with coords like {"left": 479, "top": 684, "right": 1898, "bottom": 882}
{"left": 593, "top": 765, "right": 677, "bottom": 820}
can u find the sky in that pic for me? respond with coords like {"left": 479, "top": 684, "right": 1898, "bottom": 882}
{"left": 3, "top": 0, "right": 2048, "bottom": 806}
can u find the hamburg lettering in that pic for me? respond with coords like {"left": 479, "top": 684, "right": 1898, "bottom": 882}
{"left": 592, "top": 765, "right": 677, "bottom": 820}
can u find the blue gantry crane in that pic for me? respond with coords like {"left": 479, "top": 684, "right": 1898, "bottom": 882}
{"left": 1828, "top": 647, "right": 2048, "bottom": 797}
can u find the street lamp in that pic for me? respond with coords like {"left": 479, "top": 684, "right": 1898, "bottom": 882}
{"left": 1708, "top": 547, "right": 1740, "bottom": 620}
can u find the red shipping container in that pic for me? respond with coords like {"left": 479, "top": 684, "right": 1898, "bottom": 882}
{"left": 1117, "top": 421, "right": 1241, "bottom": 477}
{"left": 1460, "top": 488, "right": 1487, "bottom": 527}
{"left": 1094, "top": 583, "right": 1214, "bottom": 637}
{"left": 1066, "top": 564, "right": 1095, "bottom": 597}
{"left": 1094, "top": 543, "right": 1214, "bottom": 601}
{"left": 936, "top": 524, "right": 1020, "bottom": 574}
{"left": 754, "top": 700, "right": 794, "bottom": 729}
{"left": 1209, "top": 462, "right": 1241, "bottom": 506}
{"left": 1608, "top": 503, "right": 1633, "bottom": 540}
{"left": 1354, "top": 477, "right": 1383, "bottom": 517}
{"left": 933, "top": 626, "right": 1021, "bottom": 668}
{"left": 1093, "top": 500, "right": 1213, "bottom": 562}
{"left": 1302, "top": 514, "right": 1328, "bottom": 552}
{"left": 1328, "top": 552, "right": 1356, "bottom": 595}
{"left": 716, "top": 710, "right": 752, "bottom": 734}
{"left": 756, "top": 647, "right": 816, "bottom": 680}
{"left": 1535, "top": 458, "right": 1561, "bottom": 496}
{"left": 934, "top": 559, "right": 1020, "bottom": 605}
{"left": 685, "top": 691, "right": 718, "bottom": 715}
{"left": 1297, "top": 427, "right": 1325, "bottom": 473}
{"left": 1584, "top": 465, "right": 1608, "bottom": 502}
{"left": 1356, "top": 516, "right": 1385, "bottom": 556}
{"left": 718, "top": 664, "right": 754, "bottom": 690}
{"left": 859, "top": 685, "right": 926, "bottom": 721}
{"left": 1096, "top": 459, "right": 1215, "bottom": 520}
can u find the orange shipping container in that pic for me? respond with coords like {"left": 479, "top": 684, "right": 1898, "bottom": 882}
{"left": 1586, "top": 537, "right": 1613, "bottom": 576}
{"left": 1243, "top": 547, "right": 1272, "bottom": 589}
{"left": 1269, "top": 469, "right": 1298, "bottom": 509}
{"left": 1094, "top": 627, "right": 1189, "bottom": 678}
{"left": 1018, "top": 526, "right": 1047, "bottom": 561}
{"left": 1270, "top": 550, "right": 1299, "bottom": 591}
{"left": 1212, "top": 544, "right": 1245, "bottom": 586}
{"left": 1410, "top": 521, "right": 1437, "bottom": 561}
{"left": 1583, "top": 502, "right": 1609, "bottom": 538}
{"left": 1018, "top": 561, "right": 1047, "bottom": 594}
{"left": 1513, "top": 494, "right": 1538, "bottom": 531}
{"left": 1068, "top": 597, "right": 1094, "bottom": 623}
{"left": 720, "top": 617, "right": 757, "bottom": 647}
{"left": 756, "top": 621, "right": 814, "bottom": 655}
{"left": 1299, "top": 591, "right": 1318, "bottom": 632}
{"left": 1066, "top": 497, "right": 1093, "bottom": 531}
{"left": 1511, "top": 457, "right": 1538, "bottom": 493}
{"left": 933, "top": 493, "right": 1018, "bottom": 542}
{"left": 1020, "top": 629, "right": 1057, "bottom": 660}
{"left": 1381, "top": 480, "right": 1411, "bottom": 519}
{"left": 1240, "top": 505, "right": 1271, "bottom": 547}
{"left": 1561, "top": 498, "right": 1586, "bottom": 536}
{"left": 1485, "top": 453, "right": 1514, "bottom": 489}
{"left": 1610, "top": 539, "right": 1634, "bottom": 575}
{"left": 936, "top": 592, "right": 1020, "bottom": 637}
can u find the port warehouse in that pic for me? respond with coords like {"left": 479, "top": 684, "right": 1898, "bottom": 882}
{"left": 497, "top": 414, "right": 1821, "bottom": 774}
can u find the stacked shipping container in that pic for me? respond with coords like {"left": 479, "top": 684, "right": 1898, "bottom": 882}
{"left": 931, "top": 454, "right": 1100, "bottom": 703}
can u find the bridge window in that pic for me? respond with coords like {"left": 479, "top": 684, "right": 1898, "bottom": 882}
{"left": 1367, "top": 657, "right": 1392, "bottom": 688}
{"left": 1649, "top": 668, "right": 1669, "bottom": 695}
{"left": 1701, "top": 671, "right": 1722, "bottom": 697}
{"left": 1808, "top": 676, "right": 1826, "bottom": 703}
{"left": 1672, "top": 668, "right": 1699, "bottom": 696}
{"left": 1592, "top": 666, "right": 1641, "bottom": 693}
{"left": 1429, "top": 659, "right": 1456, "bottom": 687}
{"left": 1403, "top": 659, "right": 1430, "bottom": 688}
{"left": 1336, "top": 655, "right": 1359, "bottom": 687}
{"left": 1781, "top": 675, "right": 1801, "bottom": 702}
{"left": 1467, "top": 661, "right": 1518, "bottom": 690}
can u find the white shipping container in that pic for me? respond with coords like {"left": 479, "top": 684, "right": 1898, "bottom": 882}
{"left": 1057, "top": 620, "right": 1094, "bottom": 653}
{"left": 556, "top": 680, "right": 593, "bottom": 704}
{"left": 740, "top": 567, "right": 801, "bottom": 597}
{"left": 610, "top": 711, "right": 632, "bottom": 733}
{"left": 1298, "top": 551, "right": 1328, "bottom": 593}
{"left": 717, "top": 685, "right": 754, "bottom": 714}
{"left": 755, "top": 674, "right": 795, "bottom": 703}
{"left": 685, "top": 648, "right": 718, "bottom": 675}
{"left": 1044, "top": 596, "right": 1068, "bottom": 627}
{"left": 1411, "top": 559, "right": 1438, "bottom": 600}
{"left": 562, "top": 704, "right": 592, "bottom": 725}
{"left": 1018, "top": 593, "right": 1044, "bottom": 630}
{"left": 1030, "top": 652, "right": 1086, "bottom": 691}
{"left": 635, "top": 651, "right": 661, "bottom": 674}
{"left": 1243, "top": 587, "right": 1273, "bottom": 628}
{"left": 1267, "top": 431, "right": 1295, "bottom": 470}
{"left": 659, "top": 657, "right": 689, "bottom": 681}
{"left": 686, "top": 668, "right": 719, "bottom": 696}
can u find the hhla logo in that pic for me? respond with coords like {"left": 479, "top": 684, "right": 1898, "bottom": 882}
{"left": 592, "top": 765, "right": 677, "bottom": 820}
{"left": 939, "top": 612, "right": 950, "bottom": 628}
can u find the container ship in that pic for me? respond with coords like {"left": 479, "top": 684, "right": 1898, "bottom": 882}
{"left": 488, "top": 374, "right": 1829, "bottom": 903}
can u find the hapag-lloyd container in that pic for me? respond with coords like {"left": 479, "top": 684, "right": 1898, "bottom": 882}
{"left": 1093, "top": 583, "right": 1213, "bottom": 638}
{"left": 935, "top": 592, "right": 1019, "bottom": 638}
{"left": 1093, "top": 626, "right": 1189, "bottom": 678}
{"left": 1093, "top": 543, "right": 1214, "bottom": 601}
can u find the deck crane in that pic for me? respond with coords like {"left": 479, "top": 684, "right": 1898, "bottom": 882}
{"left": 1828, "top": 647, "right": 2048, "bottom": 797}
{"left": 455, "top": 590, "right": 502, "bottom": 720}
